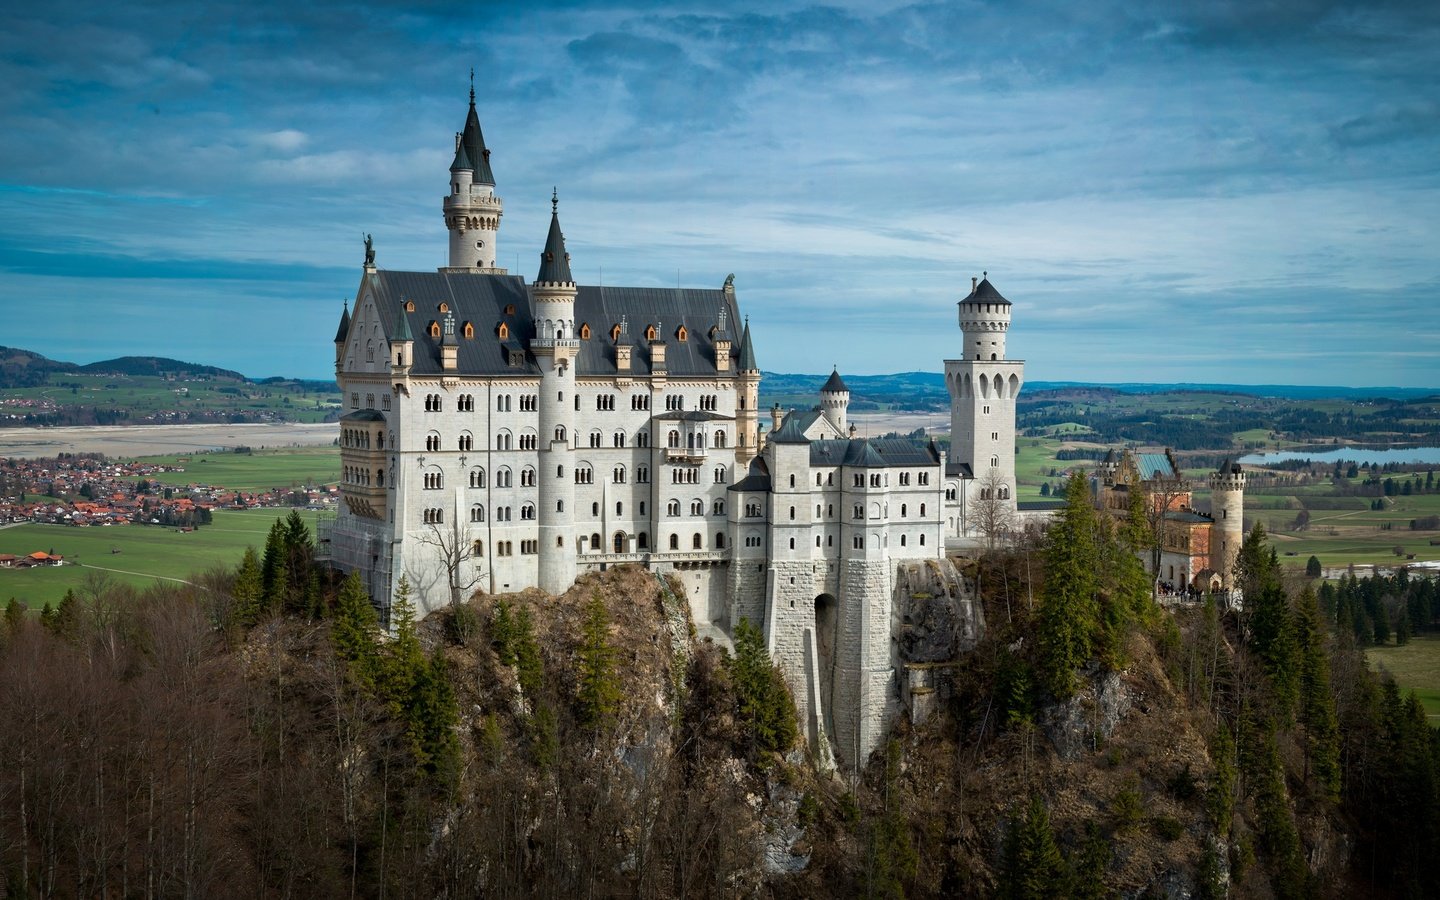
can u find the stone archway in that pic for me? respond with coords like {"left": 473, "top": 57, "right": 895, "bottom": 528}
{"left": 814, "top": 593, "right": 839, "bottom": 745}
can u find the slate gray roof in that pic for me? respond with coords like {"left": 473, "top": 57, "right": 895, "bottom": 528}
{"left": 1164, "top": 509, "right": 1212, "bottom": 524}
{"left": 769, "top": 410, "right": 811, "bottom": 444}
{"left": 961, "top": 277, "right": 1010, "bottom": 306}
{"left": 334, "top": 303, "right": 351, "bottom": 343}
{"left": 729, "top": 456, "right": 772, "bottom": 492}
{"left": 809, "top": 438, "right": 941, "bottom": 468}
{"left": 945, "top": 461, "right": 975, "bottom": 479}
{"left": 458, "top": 100, "right": 495, "bottom": 185}
{"left": 341, "top": 409, "right": 386, "bottom": 422}
{"left": 821, "top": 369, "right": 849, "bottom": 393}
{"left": 738, "top": 319, "right": 757, "bottom": 371}
{"left": 536, "top": 209, "right": 574, "bottom": 284}
{"left": 367, "top": 269, "right": 740, "bottom": 378}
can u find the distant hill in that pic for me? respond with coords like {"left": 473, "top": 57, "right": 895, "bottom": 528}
{"left": 0, "top": 346, "right": 78, "bottom": 388}
{"left": 760, "top": 372, "right": 1439, "bottom": 403}
{"left": 75, "top": 356, "right": 246, "bottom": 380}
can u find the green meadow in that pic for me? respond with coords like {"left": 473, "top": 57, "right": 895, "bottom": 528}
{"left": 123, "top": 447, "right": 341, "bottom": 492}
{"left": 1367, "top": 633, "right": 1440, "bottom": 720}
{"left": 0, "top": 508, "right": 324, "bottom": 609}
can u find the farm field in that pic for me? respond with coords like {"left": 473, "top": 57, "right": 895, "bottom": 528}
{"left": 1366, "top": 633, "right": 1440, "bottom": 720}
{"left": 123, "top": 447, "right": 341, "bottom": 492}
{"left": 0, "top": 508, "right": 325, "bottom": 609}
{"left": 1247, "top": 489, "right": 1440, "bottom": 570}
{"left": 2, "top": 371, "right": 340, "bottom": 425}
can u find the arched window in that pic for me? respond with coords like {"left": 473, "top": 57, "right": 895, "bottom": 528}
{"left": 521, "top": 467, "right": 536, "bottom": 487}
{"left": 691, "top": 500, "right": 704, "bottom": 516}
{"left": 613, "top": 465, "right": 626, "bottom": 483}
{"left": 613, "top": 532, "right": 626, "bottom": 553}
{"left": 714, "top": 465, "right": 727, "bottom": 483}
{"left": 555, "top": 426, "right": 567, "bottom": 442}
{"left": 613, "top": 431, "right": 626, "bottom": 448}
{"left": 470, "top": 504, "right": 485, "bottom": 522}
{"left": 714, "top": 430, "right": 726, "bottom": 448}
{"left": 469, "top": 467, "right": 485, "bottom": 488}
{"left": 497, "top": 322, "right": 509, "bottom": 339}
{"left": 676, "top": 325, "right": 687, "bottom": 342}
{"left": 646, "top": 325, "right": 658, "bottom": 341}
{"left": 668, "top": 430, "right": 680, "bottom": 448}
{"left": 919, "top": 503, "right": 926, "bottom": 516}
{"left": 669, "top": 534, "right": 679, "bottom": 550}
{"left": 692, "top": 533, "right": 702, "bottom": 549}
{"left": 713, "top": 499, "right": 725, "bottom": 516}
{"left": 900, "top": 504, "right": 907, "bottom": 517}
{"left": 428, "top": 321, "right": 440, "bottom": 338}
{"left": 715, "top": 533, "right": 725, "bottom": 549}
{"left": 580, "top": 323, "right": 591, "bottom": 340}
{"left": 404, "top": 300, "right": 416, "bottom": 312}
{"left": 900, "top": 534, "right": 907, "bottom": 547}
{"left": 667, "top": 500, "right": 681, "bottom": 516}
{"left": 521, "top": 504, "right": 535, "bottom": 520}
{"left": 472, "top": 540, "right": 484, "bottom": 556}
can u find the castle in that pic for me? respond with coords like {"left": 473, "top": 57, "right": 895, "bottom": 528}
{"left": 1094, "top": 449, "right": 1247, "bottom": 594}
{"left": 329, "top": 89, "right": 1029, "bottom": 770}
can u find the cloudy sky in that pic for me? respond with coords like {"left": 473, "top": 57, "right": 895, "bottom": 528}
{"left": 2, "top": 0, "right": 1437, "bottom": 386}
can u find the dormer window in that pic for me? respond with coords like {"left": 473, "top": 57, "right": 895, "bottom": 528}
{"left": 645, "top": 325, "right": 657, "bottom": 341}
{"left": 404, "top": 300, "right": 416, "bottom": 312}
{"left": 505, "top": 304, "right": 515, "bottom": 315}
{"left": 428, "top": 321, "right": 440, "bottom": 338}
{"left": 579, "top": 323, "right": 591, "bottom": 340}
{"left": 611, "top": 324, "right": 622, "bottom": 342}
{"left": 438, "top": 302, "right": 449, "bottom": 313}
{"left": 676, "top": 325, "right": 688, "bottom": 342}
{"left": 462, "top": 321, "right": 474, "bottom": 339}
{"left": 498, "top": 322, "right": 510, "bottom": 340}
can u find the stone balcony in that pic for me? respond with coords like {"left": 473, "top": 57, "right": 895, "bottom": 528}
{"left": 664, "top": 447, "right": 708, "bottom": 463}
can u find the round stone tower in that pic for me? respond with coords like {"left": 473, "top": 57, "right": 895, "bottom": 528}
{"left": 532, "top": 191, "right": 578, "bottom": 595}
{"left": 944, "top": 273, "right": 1024, "bottom": 529}
{"left": 442, "top": 82, "right": 505, "bottom": 272}
{"left": 1208, "top": 460, "right": 1246, "bottom": 589}
{"left": 820, "top": 368, "right": 850, "bottom": 435}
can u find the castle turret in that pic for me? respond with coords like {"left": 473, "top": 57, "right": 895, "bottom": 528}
{"left": 333, "top": 300, "right": 350, "bottom": 371}
{"left": 820, "top": 368, "right": 850, "bottom": 435}
{"left": 1209, "top": 460, "right": 1246, "bottom": 590}
{"left": 736, "top": 317, "right": 760, "bottom": 462}
{"left": 442, "top": 80, "right": 505, "bottom": 272}
{"left": 945, "top": 274, "right": 1024, "bottom": 529}
{"left": 531, "top": 191, "right": 578, "bottom": 595}
{"left": 390, "top": 306, "right": 414, "bottom": 373}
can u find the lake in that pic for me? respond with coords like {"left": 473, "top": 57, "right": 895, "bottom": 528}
{"left": 1239, "top": 446, "right": 1440, "bottom": 467}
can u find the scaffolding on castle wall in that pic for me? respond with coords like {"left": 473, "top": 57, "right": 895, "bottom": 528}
{"left": 328, "top": 517, "right": 394, "bottom": 628}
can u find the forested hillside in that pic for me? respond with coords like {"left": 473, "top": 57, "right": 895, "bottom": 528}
{"left": 1, "top": 504, "right": 1437, "bottom": 897}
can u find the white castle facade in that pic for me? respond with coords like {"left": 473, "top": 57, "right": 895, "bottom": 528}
{"left": 330, "top": 92, "right": 1025, "bottom": 769}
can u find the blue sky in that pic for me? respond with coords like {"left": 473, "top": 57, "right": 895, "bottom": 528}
{"left": 2, "top": 1, "right": 1437, "bottom": 386}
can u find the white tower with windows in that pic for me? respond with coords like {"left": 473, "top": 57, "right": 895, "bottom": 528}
{"left": 532, "top": 192, "right": 579, "bottom": 595}
{"left": 442, "top": 81, "right": 505, "bottom": 273}
{"left": 945, "top": 274, "right": 1024, "bottom": 528}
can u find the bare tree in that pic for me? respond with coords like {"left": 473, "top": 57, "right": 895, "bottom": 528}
{"left": 972, "top": 471, "right": 1016, "bottom": 554}
{"left": 1140, "top": 470, "right": 1189, "bottom": 580}
{"left": 416, "top": 518, "right": 487, "bottom": 607}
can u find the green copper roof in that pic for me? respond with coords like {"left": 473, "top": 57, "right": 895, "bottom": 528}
{"left": 738, "top": 319, "right": 757, "bottom": 371}
{"left": 392, "top": 306, "right": 414, "bottom": 342}
{"left": 333, "top": 302, "right": 351, "bottom": 343}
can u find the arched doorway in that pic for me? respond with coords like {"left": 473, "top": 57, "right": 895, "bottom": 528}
{"left": 613, "top": 531, "right": 627, "bottom": 554}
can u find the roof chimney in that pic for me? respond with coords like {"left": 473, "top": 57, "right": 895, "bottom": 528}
{"left": 972, "top": 276, "right": 978, "bottom": 293}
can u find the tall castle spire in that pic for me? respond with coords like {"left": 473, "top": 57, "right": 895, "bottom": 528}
{"left": 442, "top": 76, "right": 504, "bottom": 272}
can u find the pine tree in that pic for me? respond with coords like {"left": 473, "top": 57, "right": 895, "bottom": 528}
{"left": 331, "top": 571, "right": 381, "bottom": 689}
{"left": 3, "top": 597, "right": 24, "bottom": 635}
{"left": 1305, "top": 555, "right": 1323, "bottom": 578}
{"left": 1295, "top": 585, "right": 1341, "bottom": 800}
{"left": 413, "top": 649, "right": 461, "bottom": 784}
{"left": 232, "top": 545, "right": 264, "bottom": 628}
{"left": 1000, "top": 795, "right": 1069, "bottom": 900}
{"left": 576, "top": 594, "right": 622, "bottom": 731}
{"left": 1037, "top": 472, "right": 1099, "bottom": 698}
{"left": 260, "top": 519, "right": 288, "bottom": 617}
{"left": 1207, "top": 723, "right": 1237, "bottom": 836}
{"left": 729, "top": 618, "right": 799, "bottom": 758}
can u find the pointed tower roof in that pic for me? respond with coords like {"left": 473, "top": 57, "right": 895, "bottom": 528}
{"left": 333, "top": 301, "right": 351, "bottom": 343}
{"left": 738, "top": 317, "right": 758, "bottom": 371}
{"left": 458, "top": 79, "right": 495, "bottom": 185}
{"left": 450, "top": 137, "right": 473, "bottom": 173}
{"left": 821, "top": 368, "right": 849, "bottom": 393}
{"left": 770, "top": 410, "right": 811, "bottom": 444}
{"left": 962, "top": 274, "right": 1011, "bottom": 306}
{"left": 536, "top": 190, "right": 574, "bottom": 284}
{"left": 392, "top": 306, "right": 413, "bottom": 342}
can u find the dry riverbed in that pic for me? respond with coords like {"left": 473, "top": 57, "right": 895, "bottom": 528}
{"left": 0, "top": 423, "right": 338, "bottom": 459}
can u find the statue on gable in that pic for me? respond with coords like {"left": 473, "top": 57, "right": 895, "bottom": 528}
{"left": 364, "top": 233, "right": 375, "bottom": 267}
